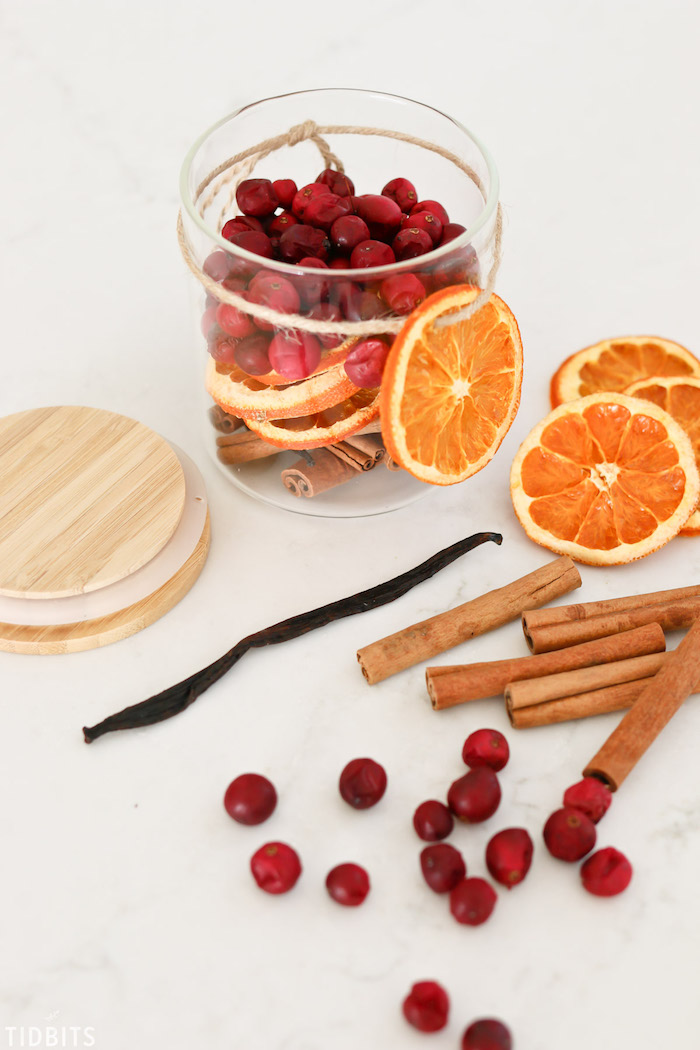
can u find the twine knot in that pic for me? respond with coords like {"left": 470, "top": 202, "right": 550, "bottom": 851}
{"left": 287, "top": 120, "right": 320, "bottom": 147}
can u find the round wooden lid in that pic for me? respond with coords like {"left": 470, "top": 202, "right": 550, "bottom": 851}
{"left": 0, "top": 406, "right": 186, "bottom": 599}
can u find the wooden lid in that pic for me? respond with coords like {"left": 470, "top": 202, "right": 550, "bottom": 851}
{"left": 0, "top": 406, "right": 186, "bottom": 599}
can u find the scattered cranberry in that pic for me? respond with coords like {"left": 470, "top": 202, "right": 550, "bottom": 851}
{"left": 401, "top": 210, "right": 443, "bottom": 245}
{"left": 279, "top": 224, "right": 330, "bottom": 263}
{"left": 462, "top": 1018, "right": 513, "bottom": 1050}
{"left": 440, "top": 222, "right": 467, "bottom": 245}
{"left": 413, "top": 800, "right": 454, "bottom": 842}
{"left": 563, "top": 777, "right": 612, "bottom": 824}
{"left": 338, "top": 757, "right": 387, "bottom": 809}
{"left": 382, "top": 177, "right": 418, "bottom": 212}
{"left": 248, "top": 272, "right": 300, "bottom": 328}
{"left": 420, "top": 843, "right": 466, "bottom": 893}
{"left": 236, "top": 178, "right": 279, "bottom": 217}
{"left": 316, "top": 168, "right": 355, "bottom": 197}
{"left": 272, "top": 178, "right": 297, "bottom": 209}
{"left": 267, "top": 211, "right": 300, "bottom": 237}
{"left": 402, "top": 981, "right": 450, "bottom": 1033}
{"left": 450, "top": 878, "right": 497, "bottom": 926}
{"left": 250, "top": 841, "right": 301, "bottom": 894}
{"left": 485, "top": 828, "right": 533, "bottom": 889}
{"left": 411, "top": 199, "right": 450, "bottom": 226}
{"left": 330, "top": 214, "right": 370, "bottom": 253}
{"left": 543, "top": 807, "right": 597, "bottom": 862}
{"left": 307, "top": 302, "right": 343, "bottom": 348}
{"left": 344, "top": 338, "right": 391, "bottom": 387}
{"left": 226, "top": 229, "right": 274, "bottom": 259}
{"left": 234, "top": 334, "right": 272, "bottom": 375}
{"left": 325, "top": 863, "right": 371, "bottom": 906}
{"left": 462, "top": 729, "right": 510, "bottom": 772}
{"left": 208, "top": 331, "right": 239, "bottom": 365}
{"left": 392, "top": 227, "right": 433, "bottom": 261}
{"left": 203, "top": 250, "right": 233, "bottom": 281}
{"left": 448, "top": 767, "right": 501, "bottom": 824}
{"left": 216, "top": 302, "right": 255, "bottom": 338}
{"left": 380, "top": 273, "right": 426, "bottom": 314}
{"left": 292, "top": 182, "right": 334, "bottom": 220}
{"left": 224, "top": 773, "right": 277, "bottom": 825}
{"left": 354, "top": 194, "right": 403, "bottom": 240}
{"left": 580, "top": 847, "right": 632, "bottom": 897}
{"left": 350, "top": 239, "right": 396, "bottom": 268}
{"left": 304, "top": 192, "right": 353, "bottom": 231}
{"left": 268, "top": 330, "right": 321, "bottom": 379}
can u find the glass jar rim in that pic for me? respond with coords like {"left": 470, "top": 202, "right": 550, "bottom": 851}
{"left": 179, "top": 87, "right": 500, "bottom": 280}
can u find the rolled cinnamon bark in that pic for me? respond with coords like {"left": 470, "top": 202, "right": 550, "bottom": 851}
{"left": 209, "top": 404, "right": 242, "bottom": 433}
{"left": 358, "top": 556, "right": 582, "bottom": 685}
{"left": 326, "top": 442, "right": 376, "bottom": 471}
{"left": 426, "top": 622, "right": 666, "bottom": 710}
{"left": 343, "top": 433, "right": 385, "bottom": 461}
{"left": 281, "top": 450, "right": 358, "bottom": 497}
{"left": 505, "top": 651, "right": 667, "bottom": 711}
{"left": 509, "top": 679, "right": 656, "bottom": 728}
{"left": 216, "top": 431, "right": 280, "bottom": 463}
{"left": 523, "top": 582, "right": 700, "bottom": 631}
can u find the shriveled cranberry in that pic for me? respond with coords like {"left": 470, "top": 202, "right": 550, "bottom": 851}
{"left": 236, "top": 178, "right": 279, "bottom": 217}
{"left": 247, "top": 273, "right": 300, "bottom": 329}
{"left": 267, "top": 211, "right": 300, "bottom": 237}
{"left": 222, "top": 219, "right": 256, "bottom": 241}
{"left": 221, "top": 276, "right": 248, "bottom": 294}
{"left": 294, "top": 257, "right": 329, "bottom": 307}
{"left": 307, "top": 302, "right": 343, "bottom": 349}
{"left": 208, "top": 331, "right": 239, "bottom": 364}
{"left": 382, "top": 177, "right": 418, "bottom": 212}
{"left": 279, "top": 225, "right": 330, "bottom": 263}
{"left": 316, "top": 167, "right": 355, "bottom": 197}
{"left": 226, "top": 230, "right": 274, "bottom": 259}
{"left": 330, "top": 279, "right": 362, "bottom": 318}
{"left": 355, "top": 290, "right": 386, "bottom": 320}
{"left": 330, "top": 214, "right": 370, "bottom": 253}
{"left": 580, "top": 847, "right": 632, "bottom": 897}
{"left": 450, "top": 877, "right": 497, "bottom": 926}
{"left": 272, "top": 178, "right": 297, "bottom": 209}
{"left": 402, "top": 981, "right": 449, "bottom": 1033}
{"left": 462, "top": 729, "right": 510, "bottom": 772}
{"left": 448, "top": 767, "right": 501, "bottom": 823}
{"left": 462, "top": 1018, "right": 513, "bottom": 1050}
{"left": 232, "top": 214, "right": 265, "bottom": 233}
{"left": 224, "top": 773, "right": 277, "bottom": 825}
{"left": 431, "top": 247, "right": 480, "bottom": 288}
{"left": 234, "top": 334, "right": 272, "bottom": 375}
{"left": 354, "top": 194, "right": 403, "bottom": 240}
{"left": 338, "top": 757, "right": 387, "bottom": 809}
{"left": 350, "top": 239, "right": 396, "bottom": 268}
{"left": 344, "top": 338, "right": 391, "bottom": 387}
{"left": 392, "top": 227, "right": 433, "bottom": 261}
{"left": 325, "top": 863, "right": 370, "bottom": 906}
{"left": 304, "top": 193, "right": 353, "bottom": 231}
{"left": 401, "top": 210, "right": 443, "bottom": 245}
{"left": 216, "top": 302, "right": 256, "bottom": 338}
{"left": 411, "top": 199, "right": 450, "bottom": 226}
{"left": 250, "top": 841, "right": 301, "bottom": 894}
{"left": 563, "top": 777, "right": 612, "bottom": 824}
{"left": 291, "top": 182, "right": 334, "bottom": 219}
{"left": 203, "top": 250, "right": 233, "bottom": 281}
{"left": 485, "top": 828, "right": 533, "bottom": 889}
{"left": 413, "top": 800, "right": 454, "bottom": 841}
{"left": 200, "top": 304, "right": 218, "bottom": 337}
{"left": 440, "top": 222, "right": 468, "bottom": 245}
{"left": 268, "top": 331, "right": 322, "bottom": 379}
{"left": 380, "top": 273, "right": 425, "bottom": 314}
{"left": 420, "top": 843, "right": 466, "bottom": 893}
{"left": 543, "top": 807, "right": 596, "bottom": 862}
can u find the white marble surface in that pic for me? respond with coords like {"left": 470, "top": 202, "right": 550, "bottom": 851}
{"left": 1, "top": 2, "right": 700, "bottom": 1048}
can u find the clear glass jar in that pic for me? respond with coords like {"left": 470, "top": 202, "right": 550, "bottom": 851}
{"left": 179, "top": 88, "right": 500, "bottom": 517}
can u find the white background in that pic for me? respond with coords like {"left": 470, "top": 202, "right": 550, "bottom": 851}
{"left": 1, "top": 2, "right": 700, "bottom": 1048}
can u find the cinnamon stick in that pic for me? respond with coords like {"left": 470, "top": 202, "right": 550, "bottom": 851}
{"left": 509, "top": 679, "right": 658, "bottom": 728}
{"left": 426, "top": 622, "right": 666, "bottom": 710}
{"left": 326, "top": 442, "right": 376, "bottom": 471}
{"left": 506, "top": 651, "right": 667, "bottom": 712}
{"left": 523, "top": 582, "right": 700, "bottom": 631}
{"left": 216, "top": 431, "right": 280, "bottom": 463}
{"left": 209, "top": 404, "right": 242, "bottom": 433}
{"left": 281, "top": 450, "right": 358, "bottom": 497}
{"left": 582, "top": 614, "right": 700, "bottom": 789}
{"left": 358, "top": 556, "right": 582, "bottom": 685}
{"left": 344, "top": 433, "right": 385, "bottom": 462}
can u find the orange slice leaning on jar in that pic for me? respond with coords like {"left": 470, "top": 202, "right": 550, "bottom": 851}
{"left": 510, "top": 392, "right": 700, "bottom": 565}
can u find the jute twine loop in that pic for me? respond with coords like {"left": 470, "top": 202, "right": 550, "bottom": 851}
{"left": 178, "top": 119, "right": 502, "bottom": 338}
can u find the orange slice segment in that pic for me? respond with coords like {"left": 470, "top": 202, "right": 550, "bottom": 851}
{"left": 205, "top": 356, "right": 358, "bottom": 421}
{"left": 380, "top": 285, "right": 523, "bottom": 485}
{"left": 510, "top": 392, "right": 700, "bottom": 565}
{"left": 244, "top": 389, "right": 381, "bottom": 449}
{"left": 626, "top": 375, "right": 700, "bottom": 535}
{"left": 550, "top": 336, "right": 700, "bottom": 407}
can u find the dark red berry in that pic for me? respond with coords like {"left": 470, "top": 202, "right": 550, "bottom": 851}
{"left": 235, "top": 178, "right": 279, "bottom": 217}
{"left": 234, "top": 334, "right": 272, "bottom": 376}
{"left": 401, "top": 210, "right": 443, "bottom": 245}
{"left": 580, "top": 847, "right": 632, "bottom": 897}
{"left": 462, "top": 729, "right": 510, "bottom": 772}
{"left": 272, "top": 179, "right": 297, "bottom": 209}
{"left": 344, "top": 338, "right": 391, "bottom": 387}
{"left": 382, "top": 177, "right": 418, "bottom": 212}
{"left": 208, "top": 331, "right": 239, "bottom": 364}
{"left": 440, "top": 222, "right": 468, "bottom": 245}
{"left": 411, "top": 199, "right": 450, "bottom": 226}
{"left": 267, "top": 210, "right": 300, "bottom": 237}
{"left": 330, "top": 279, "right": 362, "bottom": 319}
{"left": 200, "top": 304, "right": 218, "bottom": 337}
{"left": 203, "top": 250, "right": 233, "bottom": 281}
{"left": 462, "top": 1018, "right": 513, "bottom": 1050}
{"left": 350, "top": 239, "right": 395, "bottom": 268}
{"left": 543, "top": 807, "right": 597, "bottom": 862}
{"left": 380, "top": 273, "right": 426, "bottom": 314}
{"left": 330, "top": 214, "right": 370, "bottom": 253}
{"left": 354, "top": 194, "right": 403, "bottom": 240}
{"left": 224, "top": 773, "right": 277, "bottom": 825}
{"left": 325, "top": 863, "right": 370, "bottom": 906}
{"left": 226, "top": 229, "right": 274, "bottom": 259}
{"left": 413, "top": 800, "right": 454, "bottom": 842}
{"left": 338, "top": 757, "right": 387, "bottom": 809}
{"left": 216, "top": 302, "right": 255, "bottom": 338}
{"left": 268, "top": 330, "right": 322, "bottom": 380}
{"left": 250, "top": 841, "right": 301, "bottom": 894}
{"left": 247, "top": 273, "right": 300, "bottom": 329}
{"left": 392, "top": 227, "right": 433, "bottom": 261}
{"left": 291, "top": 182, "right": 334, "bottom": 220}
{"left": 402, "top": 981, "right": 449, "bottom": 1033}
{"left": 450, "top": 877, "right": 497, "bottom": 926}
{"left": 304, "top": 192, "right": 353, "bottom": 231}
{"left": 293, "top": 257, "right": 329, "bottom": 307}
{"left": 448, "top": 767, "right": 501, "bottom": 823}
{"left": 316, "top": 168, "right": 355, "bottom": 198}
{"left": 420, "top": 843, "right": 466, "bottom": 893}
{"left": 355, "top": 290, "right": 386, "bottom": 320}
{"left": 279, "top": 224, "right": 330, "bottom": 263}
{"left": 222, "top": 219, "right": 257, "bottom": 241}
{"left": 230, "top": 214, "right": 265, "bottom": 233}
{"left": 329, "top": 255, "right": 351, "bottom": 269}
{"left": 307, "top": 303, "right": 343, "bottom": 349}
{"left": 563, "top": 777, "right": 612, "bottom": 824}
{"left": 485, "top": 828, "right": 533, "bottom": 889}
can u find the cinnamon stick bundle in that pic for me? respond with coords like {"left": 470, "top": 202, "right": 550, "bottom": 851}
{"left": 216, "top": 430, "right": 280, "bottom": 463}
{"left": 523, "top": 582, "right": 700, "bottom": 631}
{"left": 426, "top": 623, "right": 666, "bottom": 710}
{"left": 509, "top": 677, "right": 679, "bottom": 729}
{"left": 281, "top": 450, "right": 358, "bottom": 497}
{"left": 505, "top": 652, "right": 667, "bottom": 711}
{"left": 326, "top": 442, "right": 377, "bottom": 471}
{"left": 358, "top": 556, "right": 582, "bottom": 685}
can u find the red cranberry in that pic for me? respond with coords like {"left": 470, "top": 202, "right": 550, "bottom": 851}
{"left": 248, "top": 273, "right": 300, "bottom": 329}
{"left": 216, "top": 302, "right": 256, "bottom": 338}
{"left": 208, "top": 331, "right": 239, "bottom": 365}
{"left": 485, "top": 828, "right": 533, "bottom": 889}
{"left": 382, "top": 177, "right": 418, "bottom": 212}
{"left": 224, "top": 773, "right": 277, "bottom": 825}
{"left": 279, "top": 225, "right": 330, "bottom": 263}
{"left": 330, "top": 214, "right": 370, "bottom": 253}
{"left": 330, "top": 279, "right": 362, "bottom": 318}
{"left": 350, "top": 239, "right": 396, "bottom": 268}
{"left": 329, "top": 255, "right": 351, "bottom": 269}
{"left": 392, "top": 227, "right": 433, "bottom": 261}
{"left": 293, "top": 257, "right": 329, "bottom": 307}
{"left": 291, "top": 182, "right": 334, "bottom": 220}
{"left": 440, "top": 222, "right": 468, "bottom": 245}
{"left": 462, "top": 729, "right": 510, "bottom": 772}
{"left": 420, "top": 843, "right": 466, "bottom": 893}
{"left": 272, "top": 178, "right": 297, "bottom": 209}
{"left": 226, "top": 229, "right": 274, "bottom": 259}
{"left": 450, "top": 878, "right": 497, "bottom": 926}
{"left": 268, "top": 331, "right": 322, "bottom": 379}
{"left": 267, "top": 211, "right": 300, "bottom": 237}
{"left": 234, "top": 334, "right": 272, "bottom": 376}
{"left": 413, "top": 799, "right": 454, "bottom": 841}
{"left": 354, "top": 194, "right": 403, "bottom": 240}
{"left": 235, "top": 178, "right": 279, "bottom": 217}
{"left": 200, "top": 304, "right": 218, "bottom": 337}
{"left": 448, "top": 767, "right": 501, "bottom": 823}
{"left": 402, "top": 981, "right": 449, "bottom": 1033}
{"left": 338, "top": 757, "right": 387, "bottom": 809}
{"left": 462, "top": 1018, "right": 513, "bottom": 1050}
{"left": 222, "top": 219, "right": 256, "bottom": 241}
{"left": 221, "top": 276, "right": 248, "bottom": 294}
{"left": 232, "top": 214, "right": 265, "bottom": 233}
{"left": 203, "top": 250, "right": 233, "bottom": 281}
{"left": 355, "top": 290, "right": 386, "bottom": 320}
{"left": 316, "top": 168, "right": 355, "bottom": 197}
{"left": 304, "top": 193, "right": 353, "bottom": 231}
{"left": 250, "top": 841, "right": 301, "bottom": 894}
{"left": 411, "top": 199, "right": 450, "bottom": 226}
{"left": 580, "top": 847, "right": 632, "bottom": 897}
{"left": 563, "top": 777, "right": 612, "bottom": 824}
{"left": 543, "top": 807, "right": 597, "bottom": 862}
{"left": 325, "top": 863, "right": 370, "bottom": 906}
{"left": 307, "top": 302, "right": 343, "bottom": 349}
{"left": 380, "top": 273, "right": 425, "bottom": 314}
{"left": 401, "top": 210, "right": 443, "bottom": 245}
{"left": 344, "top": 338, "right": 391, "bottom": 387}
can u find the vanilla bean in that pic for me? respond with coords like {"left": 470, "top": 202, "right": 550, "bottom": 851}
{"left": 83, "top": 531, "right": 502, "bottom": 743}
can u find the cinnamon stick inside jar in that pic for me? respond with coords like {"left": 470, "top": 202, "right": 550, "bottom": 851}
{"left": 357, "top": 556, "right": 582, "bottom": 685}
{"left": 281, "top": 450, "right": 358, "bottom": 497}
{"left": 216, "top": 430, "right": 281, "bottom": 463}
{"left": 426, "top": 622, "right": 666, "bottom": 710}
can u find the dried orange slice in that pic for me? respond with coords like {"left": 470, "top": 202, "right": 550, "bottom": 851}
{"left": 510, "top": 392, "right": 700, "bottom": 565}
{"left": 247, "top": 339, "right": 357, "bottom": 388}
{"left": 244, "top": 389, "right": 380, "bottom": 449}
{"left": 550, "top": 336, "right": 700, "bottom": 407}
{"left": 380, "top": 285, "right": 523, "bottom": 485}
{"left": 625, "top": 376, "right": 700, "bottom": 535}
{"left": 205, "top": 356, "right": 358, "bottom": 421}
